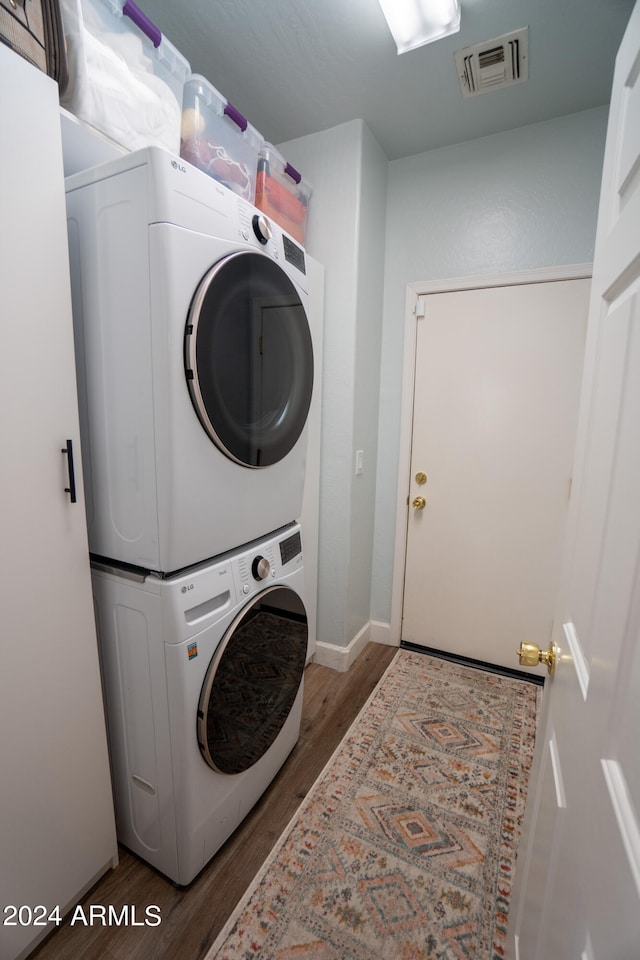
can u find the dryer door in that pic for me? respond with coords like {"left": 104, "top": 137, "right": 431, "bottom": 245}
{"left": 185, "top": 251, "right": 314, "bottom": 467}
{"left": 197, "top": 585, "right": 308, "bottom": 774}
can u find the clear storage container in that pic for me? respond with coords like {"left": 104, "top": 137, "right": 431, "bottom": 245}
{"left": 255, "top": 143, "right": 312, "bottom": 246}
{"left": 59, "top": 0, "right": 190, "bottom": 153}
{"left": 180, "top": 75, "right": 263, "bottom": 202}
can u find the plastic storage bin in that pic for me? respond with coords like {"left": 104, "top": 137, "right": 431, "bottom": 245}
{"left": 255, "top": 144, "right": 312, "bottom": 246}
{"left": 180, "top": 75, "right": 263, "bottom": 202}
{"left": 59, "top": 0, "right": 190, "bottom": 153}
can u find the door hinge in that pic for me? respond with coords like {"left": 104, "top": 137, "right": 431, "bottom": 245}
{"left": 414, "top": 296, "right": 426, "bottom": 318}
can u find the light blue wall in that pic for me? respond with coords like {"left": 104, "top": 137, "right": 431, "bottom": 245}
{"left": 278, "top": 120, "right": 388, "bottom": 649}
{"left": 370, "top": 106, "right": 609, "bottom": 626}
{"left": 348, "top": 123, "right": 388, "bottom": 644}
{"left": 279, "top": 106, "right": 609, "bottom": 651}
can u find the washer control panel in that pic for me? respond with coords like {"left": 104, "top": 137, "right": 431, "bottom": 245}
{"left": 237, "top": 543, "right": 277, "bottom": 594}
{"left": 234, "top": 527, "right": 303, "bottom": 597}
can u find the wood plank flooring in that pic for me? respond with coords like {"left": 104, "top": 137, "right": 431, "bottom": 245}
{"left": 30, "top": 642, "right": 397, "bottom": 960}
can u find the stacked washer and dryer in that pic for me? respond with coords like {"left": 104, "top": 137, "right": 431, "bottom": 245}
{"left": 65, "top": 147, "right": 315, "bottom": 885}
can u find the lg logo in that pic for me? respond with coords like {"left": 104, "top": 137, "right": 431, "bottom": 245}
{"left": 171, "top": 160, "right": 187, "bottom": 174}
{"left": 181, "top": 583, "right": 194, "bottom": 594}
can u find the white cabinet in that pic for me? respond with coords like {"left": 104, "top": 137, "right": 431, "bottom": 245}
{"left": 0, "top": 46, "right": 118, "bottom": 960}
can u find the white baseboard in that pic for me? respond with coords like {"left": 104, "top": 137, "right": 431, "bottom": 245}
{"left": 369, "top": 620, "right": 396, "bottom": 646}
{"left": 313, "top": 621, "right": 397, "bottom": 672}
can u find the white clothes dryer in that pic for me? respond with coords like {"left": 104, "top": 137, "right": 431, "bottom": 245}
{"left": 91, "top": 522, "right": 307, "bottom": 886}
{"left": 65, "top": 147, "right": 314, "bottom": 573}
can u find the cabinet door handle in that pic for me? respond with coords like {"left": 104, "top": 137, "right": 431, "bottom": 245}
{"left": 62, "top": 439, "right": 77, "bottom": 503}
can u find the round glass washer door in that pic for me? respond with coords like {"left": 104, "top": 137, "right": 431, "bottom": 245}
{"left": 185, "top": 251, "right": 314, "bottom": 468}
{"left": 197, "top": 585, "right": 308, "bottom": 775}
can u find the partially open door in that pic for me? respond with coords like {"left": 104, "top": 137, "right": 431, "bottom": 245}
{"left": 509, "top": 5, "right": 640, "bottom": 956}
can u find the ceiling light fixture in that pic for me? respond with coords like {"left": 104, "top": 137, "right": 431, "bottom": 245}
{"left": 377, "top": 0, "right": 461, "bottom": 54}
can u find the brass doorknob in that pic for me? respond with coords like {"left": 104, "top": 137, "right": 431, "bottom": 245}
{"left": 415, "top": 472, "right": 428, "bottom": 485}
{"left": 517, "top": 640, "right": 557, "bottom": 675}
{"left": 412, "top": 496, "right": 426, "bottom": 510}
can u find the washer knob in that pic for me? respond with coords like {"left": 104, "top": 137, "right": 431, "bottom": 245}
{"left": 252, "top": 213, "right": 272, "bottom": 245}
{"left": 252, "top": 555, "right": 271, "bottom": 580}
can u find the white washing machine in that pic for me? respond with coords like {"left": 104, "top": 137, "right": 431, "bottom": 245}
{"left": 91, "top": 522, "right": 307, "bottom": 886}
{"left": 65, "top": 147, "right": 314, "bottom": 573}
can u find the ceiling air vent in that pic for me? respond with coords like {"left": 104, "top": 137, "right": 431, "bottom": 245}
{"left": 455, "top": 27, "right": 528, "bottom": 99}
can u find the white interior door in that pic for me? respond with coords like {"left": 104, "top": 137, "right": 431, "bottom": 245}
{"left": 402, "top": 279, "right": 589, "bottom": 670}
{"left": 509, "top": 4, "right": 640, "bottom": 956}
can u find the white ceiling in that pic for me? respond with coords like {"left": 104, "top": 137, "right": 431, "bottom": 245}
{"left": 142, "top": 0, "right": 634, "bottom": 161}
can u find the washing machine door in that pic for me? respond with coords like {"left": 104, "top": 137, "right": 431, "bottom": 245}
{"left": 185, "top": 251, "right": 314, "bottom": 468}
{"left": 197, "top": 585, "right": 308, "bottom": 774}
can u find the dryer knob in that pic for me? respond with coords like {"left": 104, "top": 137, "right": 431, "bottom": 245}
{"left": 252, "top": 214, "right": 272, "bottom": 245}
{"left": 252, "top": 556, "right": 271, "bottom": 580}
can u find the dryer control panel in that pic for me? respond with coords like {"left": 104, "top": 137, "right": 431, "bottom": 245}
{"left": 235, "top": 195, "right": 307, "bottom": 286}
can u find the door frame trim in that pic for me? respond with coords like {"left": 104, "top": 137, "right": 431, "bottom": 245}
{"left": 389, "top": 263, "right": 593, "bottom": 645}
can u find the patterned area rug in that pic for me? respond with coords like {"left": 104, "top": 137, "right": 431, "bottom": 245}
{"left": 206, "top": 649, "right": 539, "bottom": 960}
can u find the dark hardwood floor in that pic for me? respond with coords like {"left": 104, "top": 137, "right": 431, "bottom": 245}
{"left": 30, "top": 642, "right": 398, "bottom": 960}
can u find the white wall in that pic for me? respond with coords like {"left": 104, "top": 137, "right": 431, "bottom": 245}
{"left": 278, "top": 120, "right": 387, "bottom": 659}
{"left": 370, "top": 106, "right": 609, "bottom": 629}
